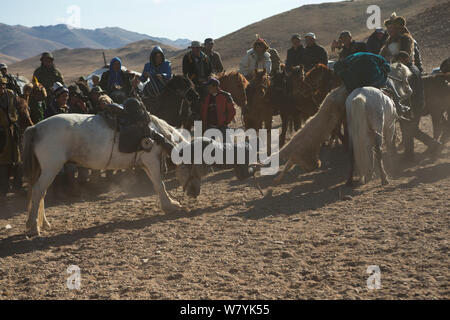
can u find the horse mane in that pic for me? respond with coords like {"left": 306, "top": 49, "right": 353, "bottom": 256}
{"left": 149, "top": 113, "right": 189, "bottom": 144}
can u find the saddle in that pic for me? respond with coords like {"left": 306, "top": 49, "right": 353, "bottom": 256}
{"left": 99, "top": 100, "right": 173, "bottom": 154}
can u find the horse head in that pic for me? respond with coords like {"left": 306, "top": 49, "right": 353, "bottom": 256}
{"left": 167, "top": 75, "right": 200, "bottom": 105}
{"left": 389, "top": 62, "right": 413, "bottom": 100}
{"left": 249, "top": 69, "right": 270, "bottom": 98}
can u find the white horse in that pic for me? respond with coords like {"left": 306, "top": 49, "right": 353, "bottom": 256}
{"left": 22, "top": 113, "right": 205, "bottom": 236}
{"left": 346, "top": 62, "right": 413, "bottom": 186}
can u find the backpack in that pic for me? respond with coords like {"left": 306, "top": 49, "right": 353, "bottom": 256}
{"left": 334, "top": 52, "right": 391, "bottom": 93}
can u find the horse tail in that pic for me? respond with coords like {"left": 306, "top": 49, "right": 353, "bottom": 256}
{"left": 347, "top": 92, "right": 373, "bottom": 182}
{"left": 22, "top": 126, "right": 41, "bottom": 212}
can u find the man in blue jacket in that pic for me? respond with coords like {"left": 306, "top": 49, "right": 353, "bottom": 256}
{"left": 140, "top": 46, "right": 172, "bottom": 96}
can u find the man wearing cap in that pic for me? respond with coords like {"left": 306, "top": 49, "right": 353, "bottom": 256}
{"left": 0, "top": 64, "right": 21, "bottom": 96}
{"left": 239, "top": 38, "right": 272, "bottom": 80}
{"left": 0, "top": 76, "right": 21, "bottom": 198}
{"left": 33, "top": 52, "right": 64, "bottom": 93}
{"left": 286, "top": 34, "right": 305, "bottom": 70}
{"left": 183, "top": 41, "right": 213, "bottom": 89}
{"left": 44, "top": 82, "right": 69, "bottom": 119}
{"left": 366, "top": 28, "right": 388, "bottom": 55}
{"left": 334, "top": 31, "right": 367, "bottom": 60}
{"left": 202, "top": 38, "right": 224, "bottom": 74}
{"left": 201, "top": 77, "right": 236, "bottom": 138}
{"left": 302, "top": 33, "right": 328, "bottom": 72}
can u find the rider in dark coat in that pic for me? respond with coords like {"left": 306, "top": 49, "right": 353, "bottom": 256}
{"left": 366, "top": 28, "right": 388, "bottom": 55}
{"left": 99, "top": 57, "right": 133, "bottom": 99}
{"left": 183, "top": 41, "right": 213, "bottom": 87}
{"left": 302, "top": 33, "right": 328, "bottom": 71}
{"left": 33, "top": 52, "right": 64, "bottom": 92}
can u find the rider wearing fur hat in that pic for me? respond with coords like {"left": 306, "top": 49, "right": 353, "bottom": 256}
{"left": 380, "top": 13, "right": 415, "bottom": 63}
{"left": 239, "top": 37, "right": 272, "bottom": 80}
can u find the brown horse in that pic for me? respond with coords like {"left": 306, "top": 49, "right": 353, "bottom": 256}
{"left": 214, "top": 71, "right": 249, "bottom": 108}
{"left": 244, "top": 69, "right": 273, "bottom": 152}
{"left": 422, "top": 72, "right": 450, "bottom": 144}
{"left": 273, "top": 65, "right": 319, "bottom": 146}
{"left": 276, "top": 64, "right": 341, "bottom": 146}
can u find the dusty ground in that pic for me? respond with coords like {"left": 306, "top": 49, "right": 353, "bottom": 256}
{"left": 0, "top": 114, "right": 449, "bottom": 300}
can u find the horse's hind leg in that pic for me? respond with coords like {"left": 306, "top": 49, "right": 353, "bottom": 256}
{"left": 273, "top": 158, "right": 294, "bottom": 185}
{"left": 374, "top": 132, "right": 389, "bottom": 185}
{"left": 26, "top": 167, "right": 60, "bottom": 236}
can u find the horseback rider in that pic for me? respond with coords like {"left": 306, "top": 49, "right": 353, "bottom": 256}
{"left": 286, "top": 34, "right": 305, "bottom": 70}
{"left": 0, "top": 76, "right": 21, "bottom": 198}
{"left": 302, "top": 33, "right": 328, "bottom": 72}
{"left": 200, "top": 77, "right": 236, "bottom": 141}
{"left": 334, "top": 51, "right": 409, "bottom": 116}
{"left": 0, "top": 64, "right": 21, "bottom": 96}
{"left": 33, "top": 52, "right": 65, "bottom": 94}
{"left": 202, "top": 38, "right": 224, "bottom": 74}
{"left": 183, "top": 41, "right": 213, "bottom": 98}
{"left": 44, "top": 82, "right": 70, "bottom": 119}
{"left": 333, "top": 31, "right": 367, "bottom": 60}
{"left": 366, "top": 28, "right": 388, "bottom": 55}
{"left": 393, "top": 51, "right": 442, "bottom": 158}
{"left": 239, "top": 37, "right": 272, "bottom": 81}
{"left": 99, "top": 57, "right": 133, "bottom": 102}
{"left": 140, "top": 46, "right": 172, "bottom": 96}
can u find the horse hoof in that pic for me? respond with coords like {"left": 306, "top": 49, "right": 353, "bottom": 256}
{"left": 43, "top": 221, "right": 52, "bottom": 230}
{"left": 26, "top": 226, "right": 41, "bottom": 237}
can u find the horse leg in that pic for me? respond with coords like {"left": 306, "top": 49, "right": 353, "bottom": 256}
{"left": 345, "top": 138, "right": 355, "bottom": 187}
{"left": 273, "top": 158, "right": 294, "bottom": 185}
{"left": 374, "top": 132, "right": 389, "bottom": 186}
{"left": 280, "top": 113, "right": 288, "bottom": 147}
{"left": 142, "top": 149, "right": 182, "bottom": 213}
{"left": 26, "top": 167, "right": 60, "bottom": 236}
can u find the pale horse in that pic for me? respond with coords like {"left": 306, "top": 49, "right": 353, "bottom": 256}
{"left": 22, "top": 113, "right": 206, "bottom": 236}
{"left": 346, "top": 62, "right": 413, "bottom": 186}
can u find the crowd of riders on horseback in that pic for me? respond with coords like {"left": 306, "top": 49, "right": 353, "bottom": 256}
{"left": 0, "top": 11, "right": 449, "bottom": 199}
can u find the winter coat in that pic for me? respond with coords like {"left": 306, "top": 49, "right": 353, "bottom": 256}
{"left": 286, "top": 46, "right": 305, "bottom": 70}
{"left": 380, "top": 30, "right": 415, "bottom": 63}
{"left": 182, "top": 51, "right": 213, "bottom": 85}
{"left": 33, "top": 65, "right": 64, "bottom": 91}
{"left": 0, "top": 89, "right": 20, "bottom": 165}
{"left": 239, "top": 49, "right": 272, "bottom": 78}
{"left": 201, "top": 90, "right": 236, "bottom": 128}
{"left": 302, "top": 44, "right": 328, "bottom": 71}
{"left": 366, "top": 31, "right": 388, "bottom": 54}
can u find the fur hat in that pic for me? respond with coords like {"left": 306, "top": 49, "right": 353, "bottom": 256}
{"left": 0, "top": 77, "right": 7, "bottom": 85}
{"left": 384, "top": 12, "right": 406, "bottom": 27}
{"left": 253, "top": 35, "right": 269, "bottom": 51}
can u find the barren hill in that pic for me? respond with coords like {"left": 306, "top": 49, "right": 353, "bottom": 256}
{"left": 169, "top": 0, "right": 447, "bottom": 73}
{"left": 9, "top": 40, "right": 181, "bottom": 82}
{"left": 8, "top": 0, "right": 449, "bottom": 82}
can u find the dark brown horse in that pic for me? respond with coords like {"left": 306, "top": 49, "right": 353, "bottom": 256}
{"left": 275, "top": 64, "right": 341, "bottom": 146}
{"left": 422, "top": 72, "right": 450, "bottom": 144}
{"left": 214, "top": 71, "right": 249, "bottom": 108}
{"left": 141, "top": 75, "right": 200, "bottom": 130}
{"left": 244, "top": 69, "right": 273, "bottom": 152}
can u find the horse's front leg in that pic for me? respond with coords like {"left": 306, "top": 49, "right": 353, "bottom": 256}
{"left": 142, "top": 149, "right": 182, "bottom": 213}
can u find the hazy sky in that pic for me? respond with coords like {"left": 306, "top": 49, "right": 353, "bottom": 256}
{"left": 1, "top": 0, "right": 341, "bottom": 40}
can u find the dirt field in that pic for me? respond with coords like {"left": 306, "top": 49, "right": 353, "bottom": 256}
{"left": 0, "top": 112, "right": 448, "bottom": 300}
